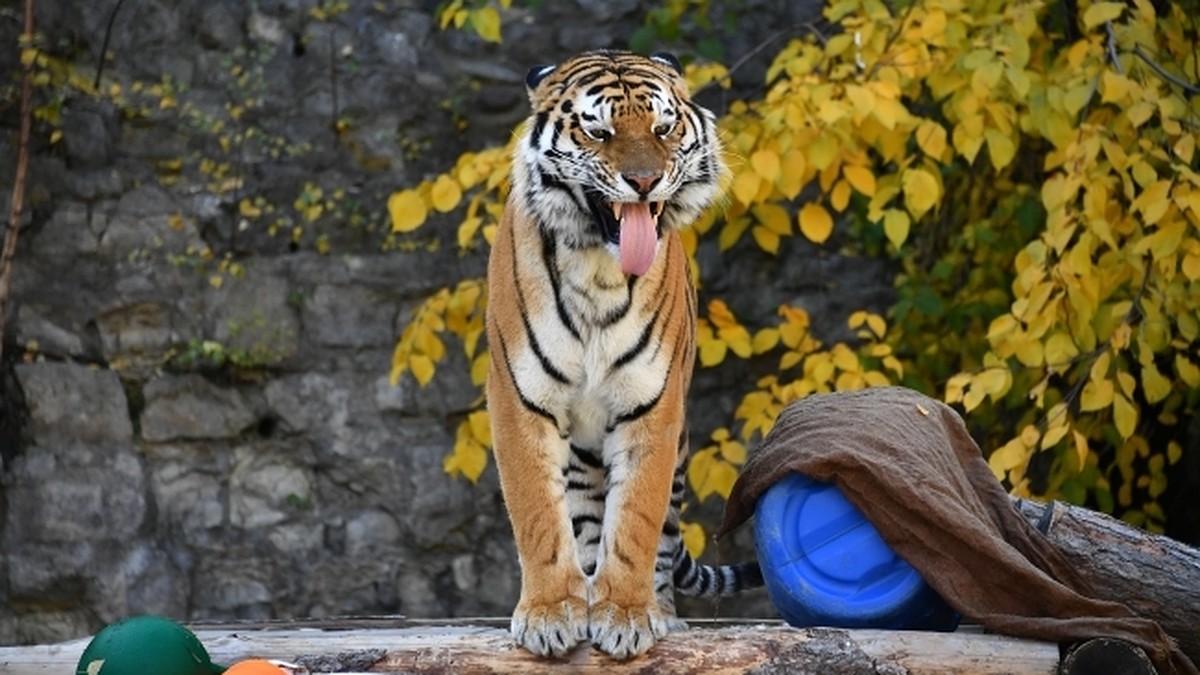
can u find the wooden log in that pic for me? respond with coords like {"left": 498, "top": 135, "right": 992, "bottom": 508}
{"left": 1061, "top": 637, "right": 1156, "bottom": 675}
{"left": 1013, "top": 497, "right": 1200, "bottom": 664}
{"left": 0, "top": 618, "right": 1061, "bottom": 674}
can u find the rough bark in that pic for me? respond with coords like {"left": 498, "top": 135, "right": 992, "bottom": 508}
{"left": 1014, "top": 497, "right": 1200, "bottom": 665}
{"left": 0, "top": 619, "right": 1062, "bottom": 674}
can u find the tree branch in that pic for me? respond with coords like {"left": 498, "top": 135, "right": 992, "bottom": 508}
{"left": 0, "top": 0, "right": 35, "bottom": 365}
{"left": 94, "top": 0, "right": 127, "bottom": 90}
{"left": 1133, "top": 44, "right": 1200, "bottom": 95}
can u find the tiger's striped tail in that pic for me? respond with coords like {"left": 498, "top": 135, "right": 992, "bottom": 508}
{"left": 672, "top": 544, "right": 763, "bottom": 598}
{"left": 660, "top": 446, "right": 763, "bottom": 600}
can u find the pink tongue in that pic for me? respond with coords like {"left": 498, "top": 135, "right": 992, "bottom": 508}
{"left": 619, "top": 202, "right": 658, "bottom": 276}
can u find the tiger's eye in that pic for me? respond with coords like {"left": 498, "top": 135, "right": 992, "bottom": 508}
{"left": 653, "top": 122, "right": 674, "bottom": 137}
{"left": 586, "top": 127, "right": 613, "bottom": 142}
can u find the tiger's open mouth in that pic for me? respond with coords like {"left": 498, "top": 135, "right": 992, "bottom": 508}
{"left": 586, "top": 193, "right": 665, "bottom": 277}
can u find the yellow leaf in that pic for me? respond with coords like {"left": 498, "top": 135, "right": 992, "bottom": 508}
{"left": 457, "top": 216, "right": 483, "bottom": 249}
{"left": 698, "top": 329, "right": 727, "bottom": 367}
{"left": 798, "top": 203, "right": 834, "bottom": 244}
{"left": 470, "top": 352, "right": 489, "bottom": 386}
{"left": 903, "top": 168, "right": 940, "bottom": 220}
{"left": 985, "top": 129, "right": 1016, "bottom": 170}
{"left": 1020, "top": 424, "right": 1040, "bottom": 448}
{"left": 843, "top": 165, "right": 876, "bottom": 196}
{"left": 831, "top": 344, "right": 859, "bottom": 372}
{"left": 779, "top": 149, "right": 809, "bottom": 199}
{"left": 1127, "top": 101, "right": 1154, "bottom": 128}
{"left": 1135, "top": 218, "right": 1184, "bottom": 258}
{"left": 1041, "top": 420, "right": 1070, "bottom": 450}
{"left": 680, "top": 521, "right": 706, "bottom": 559}
{"left": 751, "top": 227, "right": 780, "bottom": 254}
{"left": 389, "top": 189, "right": 428, "bottom": 233}
{"left": 239, "top": 198, "right": 263, "bottom": 219}
{"left": 988, "top": 437, "right": 1029, "bottom": 481}
{"left": 410, "top": 354, "right": 435, "bottom": 387}
{"left": 720, "top": 325, "right": 754, "bottom": 358}
{"left": 1100, "top": 70, "right": 1131, "bottom": 103}
{"left": 752, "top": 203, "right": 792, "bottom": 235}
{"left": 845, "top": 84, "right": 876, "bottom": 118}
{"left": 1062, "top": 83, "right": 1093, "bottom": 117}
{"left": 707, "top": 300, "right": 738, "bottom": 329}
{"left": 750, "top": 149, "right": 781, "bottom": 182}
{"left": 1168, "top": 441, "right": 1183, "bottom": 465}
{"left": 916, "top": 120, "right": 947, "bottom": 158}
{"left": 1141, "top": 363, "right": 1172, "bottom": 404}
{"left": 1177, "top": 355, "right": 1200, "bottom": 388}
{"left": 1117, "top": 371, "right": 1136, "bottom": 398}
{"left": 945, "top": 373, "right": 970, "bottom": 403}
{"left": 1185, "top": 251, "right": 1200, "bottom": 281}
{"left": 718, "top": 216, "right": 751, "bottom": 251}
{"left": 865, "top": 313, "right": 886, "bottom": 339}
{"left": 808, "top": 134, "right": 838, "bottom": 170}
{"left": 687, "top": 448, "right": 718, "bottom": 501}
{"left": 1082, "top": 1, "right": 1124, "bottom": 28}
{"left": 974, "top": 368, "right": 1010, "bottom": 396}
{"left": 1015, "top": 336, "right": 1044, "bottom": 367}
{"left": 1044, "top": 333, "right": 1079, "bottom": 366}
{"left": 719, "top": 439, "right": 747, "bottom": 464}
{"left": 468, "top": 409, "right": 492, "bottom": 447}
{"left": 1080, "top": 376, "right": 1113, "bottom": 411}
{"left": 1174, "top": 133, "right": 1195, "bottom": 163}
{"left": 830, "top": 179, "right": 851, "bottom": 212}
{"left": 1072, "top": 430, "right": 1090, "bottom": 469}
{"left": 731, "top": 170, "right": 760, "bottom": 206}
{"left": 883, "top": 209, "right": 910, "bottom": 249}
{"left": 445, "top": 433, "right": 488, "bottom": 483}
{"left": 469, "top": 7, "right": 502, "bottom": 43}
{"left": 1113, "top": 393, "right": 1137, "bottom": 439}
{"left": 753, "top": 328, "right": 780, "bottom": 354}
{"left": 430, "top": 175, "right": 463, "bottom": 213}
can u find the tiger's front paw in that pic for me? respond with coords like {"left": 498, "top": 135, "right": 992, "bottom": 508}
{"left": 588, "top": 598, "right": 672, "bottom": 660}
{"left": 511, "top": 594, "right": 589, "bottom": 658}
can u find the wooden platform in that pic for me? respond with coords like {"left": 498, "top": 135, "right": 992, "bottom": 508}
{"left": 0, "top": 617, "right": 1063, "bottom": 674}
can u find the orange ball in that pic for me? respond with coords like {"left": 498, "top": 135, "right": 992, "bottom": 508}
{"left": 223, "top": 660, "right": 287, "bottom": 675}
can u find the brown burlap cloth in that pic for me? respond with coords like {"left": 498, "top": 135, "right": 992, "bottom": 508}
{"left": 717, "top": 387, "right": 1197, "bottom": 675}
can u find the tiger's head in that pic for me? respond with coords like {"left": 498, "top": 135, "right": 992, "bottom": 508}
{"left": 513, "top": 50, "right": 724, "bottom": 276}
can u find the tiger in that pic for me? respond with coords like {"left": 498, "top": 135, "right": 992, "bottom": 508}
{"left": 485, "top": 49, "right": 762, "bottom": 661}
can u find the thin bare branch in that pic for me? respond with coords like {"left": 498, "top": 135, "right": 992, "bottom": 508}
{"left": 1105, "top": 21, "right": 1124, "bottom": 75}
{"left": 0, "top": 0, "right": 35, "bottom": 364}
{"left": 1133, "top": 44, "right": 1200, "bottom": 95}
{"left": 94, "top": 0, "right": 127, "bottom": 90}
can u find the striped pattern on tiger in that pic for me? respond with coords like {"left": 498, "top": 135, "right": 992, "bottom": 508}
{"left": 485, "top": 49, "right": 762, "bottom": 661}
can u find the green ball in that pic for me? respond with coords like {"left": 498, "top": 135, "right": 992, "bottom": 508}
{"left": 75, "top": 615, "right": 226, "bottom": 675}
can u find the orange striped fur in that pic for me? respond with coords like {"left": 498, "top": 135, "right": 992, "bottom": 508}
{"left": 486, "top": 50, "right": 756, "bottom": 660}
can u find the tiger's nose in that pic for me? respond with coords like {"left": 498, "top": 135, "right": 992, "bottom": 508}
{"left": 622, "top": 171, "right": 663, "bottom": 196}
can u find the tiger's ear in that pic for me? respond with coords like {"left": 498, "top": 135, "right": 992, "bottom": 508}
{"left": 525, "top": 64, "right": 556, "bottom": 92}
{"left": 650, "top": 52, "right": 682, "bottom": 74}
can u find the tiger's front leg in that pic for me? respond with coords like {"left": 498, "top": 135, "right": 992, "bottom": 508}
{"left": 588, "top": 407, "right": 682, "bottom": 660}
{"left": 488, "top": 368, "right": 589, "bottom": 658}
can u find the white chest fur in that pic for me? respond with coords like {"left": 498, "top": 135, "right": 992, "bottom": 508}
{"left": 514, "top": 243, "right": 672, "bottom": 448}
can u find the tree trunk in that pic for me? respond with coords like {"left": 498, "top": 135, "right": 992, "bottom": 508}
{"left": 1014, "top": 497, "right": 1200, "bottom": 664}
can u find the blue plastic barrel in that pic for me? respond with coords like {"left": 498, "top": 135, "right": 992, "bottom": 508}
{"left": 754, "top": 473, "right": 960, "bottom": 631}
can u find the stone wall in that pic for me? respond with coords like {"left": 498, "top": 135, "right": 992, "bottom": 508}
{"left": 0, "top": 0, "right": 891, "bottom": 645}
